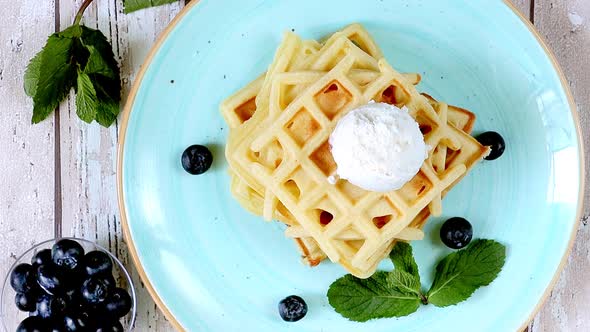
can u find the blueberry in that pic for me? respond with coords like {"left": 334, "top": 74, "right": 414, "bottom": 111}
{"left": 440, "top": 217, "right": 473, "bottom": 249}
{"left": 82, "top": 251, "right": 113, "bottom": 276}
{"left": 52, "top": 239, "right": 85, "bottom": 270}
{"left": 16, "top": 292, "right": 38, "bottom": 312}
{"left": 16, "top": 316, "right": 45, "bottom": 332}
{"left": 101, "top": 274, "right": 116, "bottom": 292}
{"left": 10, "top": 263, "right": 37, "bottom": 293}
{"left": 80, "top": 277, "right": 110, "bottom": 304}
{"left": 95, "top": 321, "right": 124, "bottom": 332}
{"left": 64, "top": 287, "right": 81, "bottom": 308}
{"left": 64, "top": 313, "right": 90, "bottom": 331}
{"left": 104, "top": 288, "right": 132, "bottom": 318}
{"left": 37, "top": 264, "right": 66, "bottom": 295}
{"left": 31, "top": 249, "right": 52, "bottom": 268}
{"left": 77, "top": 309, "right": 102, "bottom": 329}
{"left": 181, "top": 145, "right": 213, "bottom": 175}
{"left": 278, "top": 295, "right": 307, "bottom": 322}
{"left": 50, "top": 321, "right": 67, "bottom": 332}
{"left": 36, "top": 294, "right": 68, "bottom": 319}
{"left": 476, "top": 131, "right": 505, "bottom": 160}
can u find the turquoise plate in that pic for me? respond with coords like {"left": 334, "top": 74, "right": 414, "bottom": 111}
{"left": 118, "top": 0, "right": 584, "bottom": 331}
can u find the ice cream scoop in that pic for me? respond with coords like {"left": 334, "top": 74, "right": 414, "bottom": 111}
{"left": 328, "top": 102, "right": 428, "bottom": 192}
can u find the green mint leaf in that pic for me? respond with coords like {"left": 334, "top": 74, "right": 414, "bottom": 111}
{"left": 79, "top": 25, "right": 121, "bottom": 127}
{"left": 79, "top": 26, "right": 120, "bottom": 75}
{"left": 95, "top": 97, "right": 119, "bottom": 127}
{"left": 327, "top": 272, "right": 421, "bottom": 322}
{"left": 24, "top": 50, "right": 43, "bottom": 97}
{"left": 26, "top": 23, "right": 120, "bottom": 127}
{"left": 387, "top": 269, "right": 421, "bottom": 297}
{"left": 124, "top": 0, "right": 179, "bottom": 13}
{"left": 59, "top": 24, "right": 83, "bottom": 38}
{"left": 390, "top": 242, "right": 420, "bottom": 281}
{"left": 84, "top": 46, "right": 116, "bottom": 78}
{"left": 31, "top": 31, "right": 78, "bottom": 124}
{"left": 426, "top": 239, "right": 506, "bottom": 307}
{"left": 75, "top": 71, "right": 98, "bottom": 123}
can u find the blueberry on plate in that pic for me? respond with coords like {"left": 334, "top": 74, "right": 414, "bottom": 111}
{"left": 31, "top": 249, "right": 52, "bottom": 268}
{"left": 10, "top": 263, "right": 36, "bottom": 293}
{"left": 83, "top": 251, "right": 113, "bottom": 276}
{"left": 52, "top": 239, "right": 85, "bottom": 270}
{"left": 181, "top": 145, "right": 213, "bottom": 175}
{"left": 37, "top": 264, "right": 66, "bottom": 295}
{"left": 95, "top": 320, "right": 124, "bottom": 332}
{"left": 80, "top": 277, "right": 110, "bottom": 305}
{"left": 104, "top": 288, "right": 132, "bottom": 318}
{"left": 16, "top": 316, "right": 45, "bottom": 332}
{"left": 36, "top": 293, "right": 68, "bottom": 319}
{"left": 476, "top": 131, "right": 505, "bottom": 160}
{"left": 278, "top": 295, "right": 307, "bottom": 322}
{"left": 440, "top": 217, "right": 473, "bottom": 249}
{"left": 16, "top": 292, "right": 38, "bottom": 312}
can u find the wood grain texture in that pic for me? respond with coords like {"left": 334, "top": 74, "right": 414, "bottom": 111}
{"left": 0, "top": 0, "right": 56, "bottom": 328}
{"left": 57, "top": 1, "right": 182, "bottom": 330}
{"left": 530, "top": 1, "right": 590, "bottom": 331}
{"left": 510, "top": 0, "right": 532, "bottom": 18}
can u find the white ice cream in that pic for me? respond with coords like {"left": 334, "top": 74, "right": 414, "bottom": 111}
{"left": 329, "top": 102, "right": 428, "bottom": 192}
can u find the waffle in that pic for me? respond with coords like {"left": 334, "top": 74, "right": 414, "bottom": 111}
{"left": 222, "top": 25, "right": 489, "bottom": 277}
{"left": 226, "top": 73, "right": 424, "bottom": 266}
{"left": 223, "top": 27, "right": 423, "bottom": 266}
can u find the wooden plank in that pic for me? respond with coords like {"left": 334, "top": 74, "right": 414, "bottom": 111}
{"left": 0, "top": 0, "right": 56, "bottom": 328}
{"left": 530, "top": 1, "right": 590, "bottom": 331}
{"left": 510, "top": 0, "right": 532, "bottom": 19}
{"left": 58, "top": 1, "right": 182, "bottom": 330}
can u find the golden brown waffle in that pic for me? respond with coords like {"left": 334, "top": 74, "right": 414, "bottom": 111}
{"left": 229, "top": 49, "right": 467, "bottom": 277}
{"left": 223, "top": 25, "right": 424, "bottom": 267}
{"left": 226, "top": 73, "right": 425, "bottom": 266}
{"left": 222, "top": 25, "right": 489, "bottom": 277}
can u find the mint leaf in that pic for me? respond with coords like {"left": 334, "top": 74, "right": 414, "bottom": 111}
{"left": 387, "top": 269, "right": 421, "bottom": 297}
{"left": 75, "top": 71, "right": 98, "bottom": 123}
{"left": 24, "top": 50, "right": 43, "bottom": 97}
{"left": 31, "top": 32, "right": 78, "bottom": 123}
{"left": 95, "top": 97, "right": 119, "bottom": 127}
{"left": 426, "top": 239, "right": 506, "bottom": 307}
{"left": 124, "top": 0, "right": 179, "bottom": 13}
{"left": 390, "top": 242, "right": 420, "bottom": 281}
{"left": 59, "top": 24, "right": 83, "bottom": 38}
{"left": 25, "top": 24, "right": 120, "bottom": 127}
{"left": 327, "top": 272, "right": 421, "bottom": 322}
{"left": 79, "top": 26, "right": 119, "bottom": 75}
{"left": 84, "top": 46, "right": 116, "bottom": 79}
{"left": 79, "top": 25, "right": 121, "bottom": 126}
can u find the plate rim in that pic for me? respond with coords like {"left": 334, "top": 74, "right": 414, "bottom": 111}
{"left": 116, "top": 1, "right": 586, "bottom": 331}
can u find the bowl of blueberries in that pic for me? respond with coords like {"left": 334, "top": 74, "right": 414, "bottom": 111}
{"left": 1, "top": 238, "right": 136, "bottom": 332}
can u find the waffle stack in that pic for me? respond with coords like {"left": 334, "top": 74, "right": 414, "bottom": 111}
{"left": 221, "top": 24, "right": 489, "bottom": 278}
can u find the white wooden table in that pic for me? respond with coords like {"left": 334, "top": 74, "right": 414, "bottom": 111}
{"left": 0, "top": 1, "right": 587, "bottom": 331}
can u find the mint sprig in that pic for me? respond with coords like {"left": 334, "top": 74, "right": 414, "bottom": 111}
{"left": 327, "top": 239, "right": 506, "bottom": 322}
{"left": 24, "top": 0, "right": 181, "bottom": 127}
